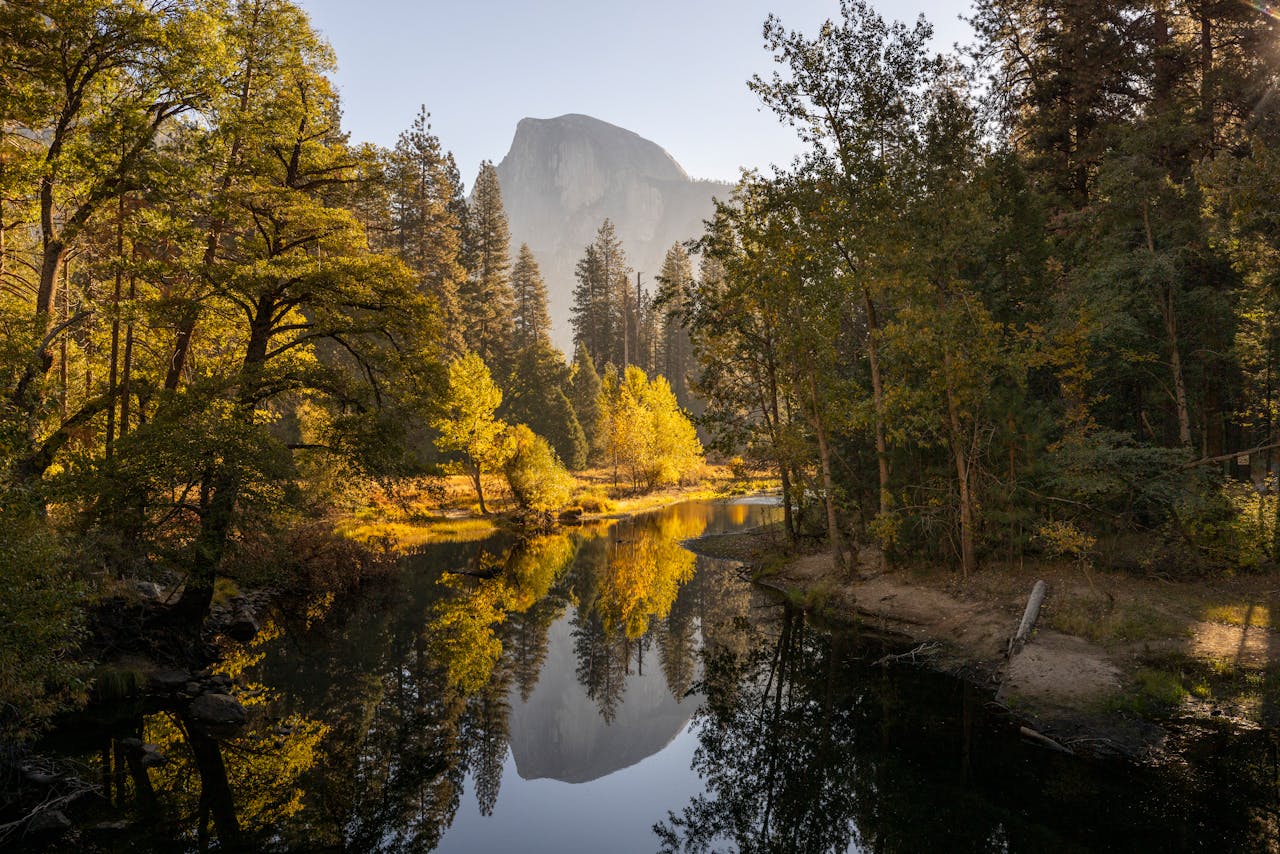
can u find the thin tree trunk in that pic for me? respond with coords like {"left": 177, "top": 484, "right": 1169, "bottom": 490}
{"left": 473, "top": 464, "right": 488, "bottom": 515}
{"left": 863, "top": 288, "right": 890, "bottom": 517}
{"left": 779, "top": 464, "right": 796, "bottom": 546}
{"left": 946, "top": 378, "right": 977, "bottom": 578}
{"left": 1143, "top": 203, "right": 1192, "bottom": 448}
{"left": 119, "top": 272, "right": 136, "bottom": 437}
{"left": 808, "top": 371, "right": 847, "bottom": 571}
{"left": 58, "top": 262, "right": 69, "bottom": 420}
{"left": 106, "top": 193, "right": 124, "bottom": 456}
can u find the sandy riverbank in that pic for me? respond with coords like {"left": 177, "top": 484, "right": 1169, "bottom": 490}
{"left": 687, "top": 523, "right": 1280, "bottom": 755}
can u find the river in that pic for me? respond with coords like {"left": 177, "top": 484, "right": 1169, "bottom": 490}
{"left": 31, "top": 498, "right": 1280, "bottom": 852}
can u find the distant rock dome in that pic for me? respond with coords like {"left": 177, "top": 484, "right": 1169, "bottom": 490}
{"left": 493, "top": 114, "right": 732, "bottom": 352}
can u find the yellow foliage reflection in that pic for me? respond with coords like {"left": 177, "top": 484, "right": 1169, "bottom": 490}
{"left": 597, "top": 509, "right": 708, "bottom": 639}
{"left": 428, "top": 532, "right": 579, "bottom": 694}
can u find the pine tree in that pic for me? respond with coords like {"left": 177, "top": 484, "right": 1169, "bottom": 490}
{"left": 569, "top": 343, "right": 603, "bottom": 458}
{"left": 511, "top": 243, "right": 552, "bottom": 351}
{"left": 654, "top": 243, "right": 696, "bottom": 409}
{"left": 462, "top": 162, "right": 516, "bottom": 371}
{"left": 970, "top": 0, "right": 1146, "bottom": 208}
{"left": 570, "top": 219, "right": 630, "bottom": 369}
{"left": 504, "top": 342, "right": 588, "bottom": 470}
{"left": 388, "top": 106, "right": 466, "bottom": 353}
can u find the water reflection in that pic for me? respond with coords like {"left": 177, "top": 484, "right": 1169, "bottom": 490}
{"left": 658, "top": 606, "right": 1280, "bottom": 854}
{"left": 35, "top": 498, "right": 1280, "bottom": 853}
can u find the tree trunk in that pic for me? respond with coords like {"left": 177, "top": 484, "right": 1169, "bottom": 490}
{"left": 945, "top": 354, "right": 977, "bottom": 578}
{"left": 119, "top": 273, "right": 136, "bottom": 438}
{"left": 1143, "top": 204, "right": 1192, "bottom": 449}
{"left": 166, "top": 1, "right": 263, "bottom": 392}
{"left": 473, "top": 464, "right": 488, "bottom": 515}
{"left": 779, "top": 464, "right": 796, "bottom": 546}
{"left": 808, "top": 372, "right": 847, "bottom": 572}
{"left": 106, "top": 194, "right": 125, "bottom": 456}
{"left": 863, "top": 288, "right": 890, "bottom": 517}
{"left": 172, "top": 295, "right": 275, "bottom": 621}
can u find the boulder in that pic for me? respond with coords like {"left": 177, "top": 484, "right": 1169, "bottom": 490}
{"left": 29, "top": 809, "right": 71, "bottom": 834}
{"left": 149, "top": 670, "right": 190, "bottom": 691}
{"left": 226, "top": 608, "right": 259, "bottom": 642}
{"left": 139, "top": 744, "right": 167, "bottom": 768}
{"left": 190, "top": 693, "right": 246, "bottom": 726}
{"left": 131, "top": 580, "right": 167, "bottom": 602}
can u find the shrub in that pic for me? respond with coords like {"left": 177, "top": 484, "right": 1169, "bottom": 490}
{"left": 0, "top": 509, "right": 88, "bottom": 741}
{"left": 503, "top": 425, "right": 574, "bottom": 513}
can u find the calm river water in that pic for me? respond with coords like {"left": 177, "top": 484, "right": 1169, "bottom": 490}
{"left": 33, "top": 498, "right": 1280, "bottom": 852}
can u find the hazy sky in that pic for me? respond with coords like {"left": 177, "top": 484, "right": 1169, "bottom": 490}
{"left": 296, "top": 1, "right": 975, "bottom": 186}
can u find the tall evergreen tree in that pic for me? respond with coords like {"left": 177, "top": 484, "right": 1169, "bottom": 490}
{"left": 569, "top": 342, "right": 603, "bottom": 459}
{"left": 387, "top": 106, "right": 467, "bottom": 354}
{"left": 462, "top": 161, "right": 516, "bottom": 370}
{"left": 504, "top": 342, "right": 588, "bottom": 470}
{"left": 654, "top": 243, "right": 697, "bottom": 409}
{"left": 971, "top": 0, "right": 1146, "bottom": 208}
{"left": 511, "top": 243, "right": 552, "bottom": 351}
{"left": 570, "top": 219, "right": 630, "bottom": 369}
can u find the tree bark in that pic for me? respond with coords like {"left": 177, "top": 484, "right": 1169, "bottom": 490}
{"left": 943, "top": 343, "right": 977, "bottom": 577}
{"left": 863, "top": 288, "right": 890, "bottom": 517}
{"left": 473, "top": 463, "right": 488, "bottom": 515}
{"left": 1143, "top": 203, "right": 1192, "bottom": 448}
{"left": 808, "top": 371, "right": 847, "bottom": 572}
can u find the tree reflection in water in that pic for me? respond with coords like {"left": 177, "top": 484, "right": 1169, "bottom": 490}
{"left": 40, "top": 501, "right": 1280, "bottom": 852}
{"left": 263, "top": 503, "right": 735, "bottom": 848}
{"left": 657, "top": 604, "right": 1280, "bottom": 854}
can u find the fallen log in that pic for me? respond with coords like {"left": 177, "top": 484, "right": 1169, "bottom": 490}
{"left": 1008, "top": 579, "right": 1048, "bottom": 658}
{"left": 1019, "top": 725, "right": 1073, "bottom": 755}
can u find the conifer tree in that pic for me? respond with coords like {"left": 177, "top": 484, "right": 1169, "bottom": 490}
{"left": 462, "top": 162, "right": 516, "bottom": 371}
{"left": 569, "top": 343, "right": 603, "bottom": 457}
{"left": 504, "top": 342, "right": 588, "bottom": 470}
{"left": 654, "top": 243, "right": 697, "bottom": 409}
{"left": 388, "top": 106, "right": 467, "bottom": 353}
{"left": 511, "top": 243, "right": 552, "bottom": 351}
{"left": 570, "top": 219, "right": 630, "bottom": 368}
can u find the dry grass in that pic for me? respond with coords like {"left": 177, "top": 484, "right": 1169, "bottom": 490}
{"left": 342, "top": 465, "right": 778, "bottom": 549}
{"left": 338, "top": 518, "right": 499, "bottom": 550}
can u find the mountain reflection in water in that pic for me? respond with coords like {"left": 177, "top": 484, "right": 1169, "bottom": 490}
{"left": 31, "top": 498, "right": 1280, "bottom": 853}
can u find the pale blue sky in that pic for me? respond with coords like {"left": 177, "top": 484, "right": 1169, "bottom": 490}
{"left": 296, "top": 1, "right": 974, "bottom": 186}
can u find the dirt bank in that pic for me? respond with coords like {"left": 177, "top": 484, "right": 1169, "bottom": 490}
{"left": 688, "top": 524, "right": 1280, "bottom": 755}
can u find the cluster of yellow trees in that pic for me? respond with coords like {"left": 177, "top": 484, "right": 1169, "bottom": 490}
{"left": 432, "top": 354, "right": 704, "bottom": 515}
{"left": 599, "top": 367, "right": 705, "bottom": 492}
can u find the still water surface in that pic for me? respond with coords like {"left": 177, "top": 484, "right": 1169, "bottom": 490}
{"left": 38, "top": 498, "right": 1280, "bottom": 852}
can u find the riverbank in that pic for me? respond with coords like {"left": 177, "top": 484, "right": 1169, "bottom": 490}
{"left": 687, "top": 524, "right": 1280, "bottom": 755}
{"left": 338, "top": 466, "right": 778, "bottom": 549}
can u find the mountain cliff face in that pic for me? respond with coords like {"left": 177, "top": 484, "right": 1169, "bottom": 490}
{"left": 494, "top": 114, "right": 733, "bottom": 351}
{"left": 506, "top": 615, "right": 699, "bottom": 784}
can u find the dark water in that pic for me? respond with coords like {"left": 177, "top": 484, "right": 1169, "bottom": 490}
{"left": 30, "top": 498, "right": 1280, "bottom": 852}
